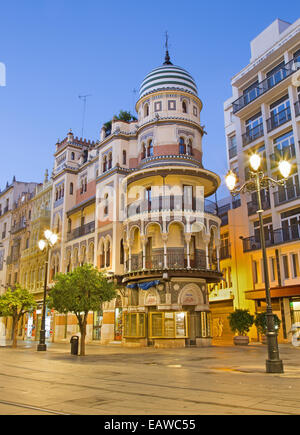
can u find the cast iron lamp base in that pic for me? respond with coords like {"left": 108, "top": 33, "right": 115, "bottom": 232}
{"left": 37, "top": 343, "right": 47, "bottom": 352}
{"left": 266, "top": 359, "right": 284, "bottom": 373}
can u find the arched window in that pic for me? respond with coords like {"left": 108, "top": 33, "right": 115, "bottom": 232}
{"left": 182, "top": 101, "right": 187, "bottom": 113}
{"left": 187, "top": 139, "right": 192, "bottom": 155}
{"left": 142, "top": 143, "right": 146, "bottom": 159}
{"left": 103, "top": 155, "right": 107, "bottom": 172}
{"left": 70, "top": 182, "right": 73, "bottom": 195}
{"left": 106, "top": 240, "right": 111, "bottom": 267}
{"left": 104, "top": 193, "right": 109, "bottom": 215}
{"left": 147, "top": 140, "right": 153, "bottom": 157}
{"left": 71, "top": 152, "right": 75, "bottom": 160}
{"left": 123, "top": 150, "right": 126, "bottom": 165}
{"left": 108, "top": 153, "right": 112, "bottom": 170}
{"left": 179, "top": 137, "right": 186, "bottom": 154}
{"left": 120, "top": 239, "right": 124, "bottom": 265}
{"left": 144, "top": 104, "right": 149, "bottom": 117}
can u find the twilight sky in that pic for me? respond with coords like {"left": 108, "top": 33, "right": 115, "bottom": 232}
{"left": 0, "top": 0, "right": 299, "bottom": 199}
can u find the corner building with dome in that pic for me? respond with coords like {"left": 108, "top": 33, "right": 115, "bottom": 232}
{"left": 50, "top": 52, "right": 222, "bottom": 348}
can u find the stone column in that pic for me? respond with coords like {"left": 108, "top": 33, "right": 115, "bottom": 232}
{"left": 141, "top": 235, "right": 147, "bottom": 270}
{"left": 203, "top": 234, "right": 210, "bottom": 269}
{"left": 162, "top": 233, "right": 168, "bottom": 268}
{"left": 185, "top": 233, "right": 192, "bottom": 269}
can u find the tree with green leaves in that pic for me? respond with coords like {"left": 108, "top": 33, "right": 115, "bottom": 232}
{"left": 115, "top": 110, "right": 137, "bottom": 122}
{"left": 103, "top": 110, "right": 137, "bottom": 136}
{"left": 48, "top": 264, "right": 117, "bottom": 356}
{"left": 0, "top": 285, "right": 37, "bottom": 348}
{"left": 228, "top": 309, "right": 254, "bottom": 336}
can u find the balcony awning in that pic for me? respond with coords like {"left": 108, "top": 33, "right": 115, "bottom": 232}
{"left": 245, "top": 284, "right": 300, "bottom": 300}
{"left": 127, "top": 280, "right": 160, "bottom": 290}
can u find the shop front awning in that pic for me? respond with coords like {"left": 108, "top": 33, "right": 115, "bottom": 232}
{"left": 127, "top": 280, "right": 160, "bottom": 290}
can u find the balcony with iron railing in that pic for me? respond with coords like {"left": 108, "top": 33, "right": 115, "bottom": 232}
{"left": 273, "top": 184, "right": 300, "bottom": 206}
{"left": 67, "top": 221, "right": 95, "bottom": 242}
{"left": 247, "top": 196, "right": 271, "bottom": 216}
{"left": 127, "top": 196, "right": 219, "bottom": 218}
{"left": 233, "top": 57, "right": 300, "bottom": 113}
{"left": 11, "top": 220, "right": 27, "bottom": 234}
{"left": 270, "top": 143, "right": 296, "bottom": 169}
{"left": 219, "top": 244, "right": 231, "bottom": 260}
{"left": 242, "top": 224, "right": 300, "bottom": 252}
{"left": 266, "top": 107, "right": 291, "bottom": 132}
{"left": 126, "top": 250, "right": 218, "bottom": 273}
{"left": 242, "top": 123, "right": 264, "bottom": 146}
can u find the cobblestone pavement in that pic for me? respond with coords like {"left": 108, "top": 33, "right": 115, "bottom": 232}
{"left": 0, "top": 340, "right": 299, "bottom": 415}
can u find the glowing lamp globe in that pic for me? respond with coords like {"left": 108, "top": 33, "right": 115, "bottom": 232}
{"left": 279, "top": 160, "right": 291, "bottom": 179}
{"left": 38, "top": 240, "right": 46, "bottom": 251}
{"left": 249, "top": 154, "right": 261, "bottom": 171}
{"left": 225, "top": 171, "right": 237, "bottom": 191}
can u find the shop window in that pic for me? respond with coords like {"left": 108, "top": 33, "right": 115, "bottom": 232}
{"left": 123, "top": 313, "right": 146, "bottom": 338}
{"left": 148, "top": 311, "right": 188, "bottom": 339}
{"left": 200, "top": 312, "right": 212, "bottom": 338}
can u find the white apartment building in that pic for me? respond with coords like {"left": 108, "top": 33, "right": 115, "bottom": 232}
{"left": 222, "top": 18, "right": 300, "bottom": 342}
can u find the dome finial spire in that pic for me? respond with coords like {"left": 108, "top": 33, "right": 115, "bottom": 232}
{"left": 163, "top": 31, "right": 172, "bottom": 65}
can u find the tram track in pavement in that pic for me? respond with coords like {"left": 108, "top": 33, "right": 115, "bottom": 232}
{"left": 0, "top": 370, "right": 298, "bottom": 415}
{"left": 0, "top": 399, "right": 73, "bottom": 415}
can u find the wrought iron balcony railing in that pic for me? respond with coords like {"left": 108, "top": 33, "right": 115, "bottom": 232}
{"left": 11, "top": 220, "right": 27, "bottom": 234}
{"left": 219, "top": 244, "right": 231, "bottom": 260}
{"left": 127, "top": 196, "right": 218, "bottom": 217}
{"left": 242, "top": 123, "right": 264, "bottom": 146}
{"left": 67, "top": 221, "right": 95, "bottom": 241}
{"left": 273, "top": 184, "right": 300, "bottom": 206}
{"left": 270, "top": 143, "right": 295, "bottom": 169}
{"left": 266, "top": 107, "right": 291, "bottom": 132}
{"left": 247, "top": 196, "right": 271, "bottom": 216}
{"left": 242, "top": 224, "right": 300, "bottom": 252}
{"left": 232, "top": 57, "right": 300, "bottom": 113}
{"left": 126, "top": 251, "right": 219, "bottom": 273}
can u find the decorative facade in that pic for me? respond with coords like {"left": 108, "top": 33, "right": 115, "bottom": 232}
{"left": 48, "top": 51, "right": 222, "bottom": 347}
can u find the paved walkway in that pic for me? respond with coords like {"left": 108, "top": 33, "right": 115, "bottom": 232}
{"left": 0, "top": 340, "right": 299, "bottom": 415}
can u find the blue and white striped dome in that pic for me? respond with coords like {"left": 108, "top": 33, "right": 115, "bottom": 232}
{"left": 140, "top": 63, "right": 198, "bottom": 99}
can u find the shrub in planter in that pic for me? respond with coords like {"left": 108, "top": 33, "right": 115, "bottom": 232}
{"left": 228, "top": 309, "right": 254, "bottom": 345}
{"left": 254, "top": 312, "right": 281, "bottom": 343}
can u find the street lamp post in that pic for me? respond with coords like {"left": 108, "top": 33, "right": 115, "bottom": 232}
{"left": 225, "top": 154, "right": 291, "bottom": 374}
{"left": 37, "top": 230, "right": 58, "bottom": 352}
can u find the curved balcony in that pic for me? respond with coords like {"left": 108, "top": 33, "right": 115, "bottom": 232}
{"left": 125, "top": 251, "right": 219, "bottom": 274}
{"left": 124, "top": 166, "right": 220, "bottom": 198}
{"left": 126, "top": 196, "right": 219, "bottom": 219}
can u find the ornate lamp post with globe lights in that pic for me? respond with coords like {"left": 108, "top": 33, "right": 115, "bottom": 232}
{"left": 225, "top": 154, "right": 292, "bottom": 374}
{"left": 37, "top": 230, "right": 58, "bottom": 351}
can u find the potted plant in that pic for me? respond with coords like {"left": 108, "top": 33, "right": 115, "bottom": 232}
{"left": 254, "top": 312, "right": 281, "bottom": 344}
{"left": 228, "top": 309, "right": 254, "bottom": 346}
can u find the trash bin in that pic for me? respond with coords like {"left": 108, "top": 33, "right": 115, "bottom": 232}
{"left": 70, "top": 335, "right": 79, "bottom": 355}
